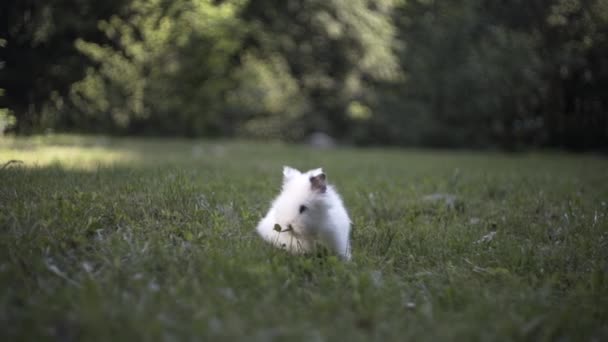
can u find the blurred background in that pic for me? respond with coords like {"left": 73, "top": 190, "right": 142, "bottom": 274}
{"left": 1, "top": 0, "right": 607, "bottom": 150}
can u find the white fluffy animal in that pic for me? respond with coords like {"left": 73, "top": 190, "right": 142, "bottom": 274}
{"left": 256, "top": 166, "right": 352, "bottom": 260}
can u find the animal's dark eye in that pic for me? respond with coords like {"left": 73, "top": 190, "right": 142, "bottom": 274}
{"left": 299, "top": 205, "right": 307, "bottom": 214}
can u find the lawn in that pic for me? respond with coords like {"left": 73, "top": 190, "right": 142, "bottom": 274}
{"left": 1, "top": 135, "right": 607, "bottom": 341}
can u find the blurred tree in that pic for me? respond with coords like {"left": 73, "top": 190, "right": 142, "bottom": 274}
{"left": 1, "top": 0, "right": 606, "bottom": 149}
{"left": 370, "top": 0, "right": 545, "bottom": 148}
{"left": 238, "top": 0, "right": 401, "bottom": 140}
{"left": 69, "top": 0, "right": 245, "bottom": 136}
{"left": 371, "top": 0, "right": 607, "bottom": 149}
{"left": 225, "top": 53, "right": 310, "bottom": 140}
{"left": 0, "top": 0, "right": 132, "bottom": 133}
{"left": 482, "top": 0, "right": 608, "bottom": 149}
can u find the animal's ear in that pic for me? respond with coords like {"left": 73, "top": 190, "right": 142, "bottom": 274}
{"left": 309, "top": 168, "right": 324, "bottom": 176}
{"left": 283, "top": 166, "right": 301, "bottom": 182}
{"left": 309, "top": 173, "right": 327, "bottom": 193}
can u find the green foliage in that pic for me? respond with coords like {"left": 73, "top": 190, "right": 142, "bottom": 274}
{"left": 63, "top": 0, "right": 403, "bottom": 139}
{"left": 0, "top": 88, "right": 17, "bottom": 135}
{"left": 227, "top": 54, "right": 310, "bottom": 140}
{"left": 1, "top": 0, "right": 607, "bottom": 148}
{"left": 239, "top": 0, "right": 401, "bottom": 138}
{"left": 1, "top": 135, "right": 607, "bottom": 340}
{"left": 373, "top": 0, "right": 545, "bottom": 147}
{"left": 70, "top": 0, "right": 245, "bottom": 135}
{"left": 365, "top": 0, "right": 608, "bottom": 148}
{"left": 0, "top": 0, "right": 132, "bottom": 132}
{"left": 0, "top": 108, "right": 16, "bottom": 135}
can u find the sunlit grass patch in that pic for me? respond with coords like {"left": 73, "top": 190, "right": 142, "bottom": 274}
{"left": 0, "top": 135, "right": 141, "bottom": 170}
{"left": 0, "top": 145, "right": 142, "bottom": 170}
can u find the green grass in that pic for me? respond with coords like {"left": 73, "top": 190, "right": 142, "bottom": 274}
{"left": 1, "top": 135, "right": 607, "bottom": 341}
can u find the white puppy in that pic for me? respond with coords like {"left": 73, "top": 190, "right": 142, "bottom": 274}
{"left": 256, "top": 166, "right": 352, "bottom": 260}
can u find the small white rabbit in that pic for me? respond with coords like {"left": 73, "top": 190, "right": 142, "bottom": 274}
{"left": 256, "top": 166, "right": 352, "bottom": 260}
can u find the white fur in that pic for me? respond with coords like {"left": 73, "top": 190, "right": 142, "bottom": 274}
{"left": 256, "top": 166, "right": 352, "bottom": 260}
